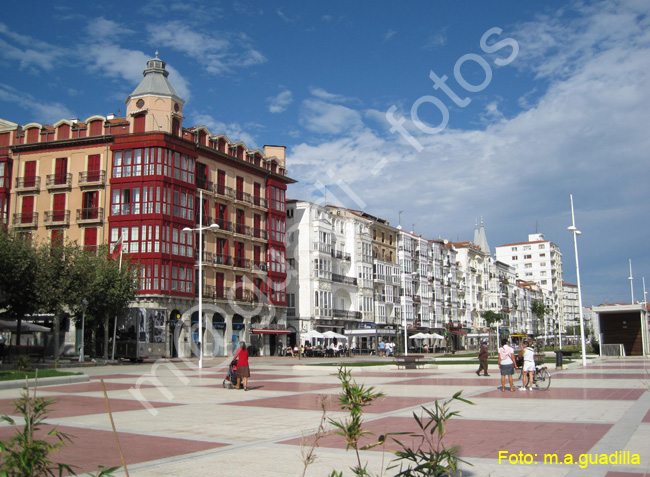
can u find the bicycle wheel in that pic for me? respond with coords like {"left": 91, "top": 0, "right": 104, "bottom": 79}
{"left": 535, "top": 368, "right": 551, "bottom": 391}
{"left": 515, "top": 367, "right": 523, "bottom": 380}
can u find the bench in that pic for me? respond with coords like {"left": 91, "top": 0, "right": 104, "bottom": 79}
{"left": 6, "top": 345, "right": 46, "bottom": 363}
{"left": 394, "top": 354, "right": 425, "bottom": 369}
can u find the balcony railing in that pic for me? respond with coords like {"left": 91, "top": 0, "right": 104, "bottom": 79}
{"left": 233, "top": 257, "right": 251, "bottom": 269}
{"left": 214, "top": 184, "right": 235, "bottom": 199}
{"left": 234, "top": 223, "right": 250, "bottom": 236}
{"left": 196, "top": 177, "right": 213, "bottom": 192}
{"left": 214, "top": 218, "right": 233, "bottom": 232}
{"left": 44, "top": 210, "right": 70, "bottom": 226}
{"left": 252, "top": 261, "right": 268, "bottom": 272}
{"left": 332, "top": 274, "right": 357, "bottom": 286}
{"left": 252, "top": 195, "right": 268, "bottom": 208}
{"left": 251, "top": 227, "right": 268, "bottom": 240}
{"left": 12, "top": 212, "right": 38, "bottom": 227}
{"left": 15, "top": 176, "right": 41, "bottom": 191}
{"left": 202, "top": 285, "right": 227, "bottom": 300}
{"left": 235, "top": 190, "right": 252, "bottom": 205}
{"left": 78, "top": 170, "right": 106, "bottom": 186}
{"left": 333, "top": 309, "right": 362, "bottom": 320}
{"left": 76, "top": 207, "right": 104, "bottom": 223}
{"left": 46, "top": 173, "right": 72, "bottom": 188}
{"left": 213, "top": 254, "right": 233, "bottom": 266}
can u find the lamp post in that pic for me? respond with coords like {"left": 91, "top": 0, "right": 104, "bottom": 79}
{"left": 183, "top": 189, "right": 219, "bottom": 369}
{"left": 568, "top": 194, "right": 587, "bottom": 367}
{"left": 79, "top": 298, "right": 88, "bottom": 363}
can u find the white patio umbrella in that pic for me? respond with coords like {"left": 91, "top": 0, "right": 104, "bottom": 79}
{"left": 430, "top": 333, "right": 445, "bottom": 340}
{"left": 301, "top": 330, "right": 325, "bottom": 341}
{"left": 409, "top": 332, "right": 429, "bottom": 340}
{"left": 322, "top": 330, "right": 347, "bottom": 340}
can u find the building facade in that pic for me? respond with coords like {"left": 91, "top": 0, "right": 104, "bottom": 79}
{"left": 1, "top": 55, "right": 293, "bottom": 358}
{"left": 495, "top": 233, "right": 563, "bottom": 339}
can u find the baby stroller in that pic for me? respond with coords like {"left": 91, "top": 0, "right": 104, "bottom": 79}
{"left": 222, "top": 359, "right": 238, "bottom": 389}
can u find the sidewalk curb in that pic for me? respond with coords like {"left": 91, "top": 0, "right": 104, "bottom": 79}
{"left": 0, "top": 374, "right": 89, "bottom": 391}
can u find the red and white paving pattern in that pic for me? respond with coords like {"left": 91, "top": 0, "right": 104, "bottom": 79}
{"left": 0, "top": 356, "right": 648, "bottom": 476}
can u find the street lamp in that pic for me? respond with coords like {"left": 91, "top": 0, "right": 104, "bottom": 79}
{"left": 568, "top": 194, "right": 587, "bottom": 367}
{"left": 79, "top": 298, "right": 88, "bottom": 363}
{"left": 183, "top": 190, "right": 219, "bottom": 369}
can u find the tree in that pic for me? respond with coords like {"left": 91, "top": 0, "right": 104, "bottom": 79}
{"left": 481, "top": 310, "right": 502, "bottom": 354}
{"left": 0, "top": 229, "right": 137, "bottom": 360}
{"left": 82, "top": 245, "right": 138, "bottom": 359}
{"left": 531, "top": 299, "right": 548, "bottom": 338}
{"left": 34, "top": 241, "right": 86, "bottom": 357}
{"left": 0, "top": 230, "right": 40, "bottom": 344}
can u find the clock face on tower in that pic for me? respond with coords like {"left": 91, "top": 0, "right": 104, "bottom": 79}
{"left": 174, "top": 103, "right": 180, "bottom": 112}
{"left": 136, "top": 99, "right": 144, "bottom": 108}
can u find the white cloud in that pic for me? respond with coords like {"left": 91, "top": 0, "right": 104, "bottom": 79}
{"left": 299, "top": 99, "right": 364, "bottom": 135}
{"left": 193, "top": 113, "right": 258, "bottom": 149}
{"left": 267, "top": 89, "right": 293, "bottom": 113}
{"left": 147, "top": 21, "right": 266, "bottom": 75}
{"left": 0, "top": 83, "right": 75, "bottom": 124}
{"left": 84, "top": 44, "right": 191, "bottom": 101}
{"left": 287, "top": 1, "right": 650, "bottom": 304}
{"left": 384, "top": 29, "right": 397, "bottom": 42}
{"left": 0, "top": 22, "right": 67, "bottom": 72}
{"left": 85, "top": 17, "right": 134, "bottom": 40}
{"left": 309, "top": 87, "right": 357, "bottom": 104}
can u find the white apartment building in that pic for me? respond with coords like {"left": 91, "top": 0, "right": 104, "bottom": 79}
{"left": 429, "top": 239, "right": 460, "bottom": 331}
{"left": 495, "top": 233, "right": 563, "bottom": 339}
{"left": 285, "top": 200, "right": 376, "bottom": 344}
{"left": 511, "top": 280, "right": 545, "bottom": 334}
{"left": 562, "top": 282, "right": 579, "bottom": 335}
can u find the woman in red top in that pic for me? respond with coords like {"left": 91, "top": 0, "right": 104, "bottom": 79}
{"left": 234, "top": 341, "right": 250, "bottom": 391}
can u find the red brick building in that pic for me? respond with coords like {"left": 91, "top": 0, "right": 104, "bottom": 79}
{"left": 0, "top": 54, "right": 294, "bottom": 357}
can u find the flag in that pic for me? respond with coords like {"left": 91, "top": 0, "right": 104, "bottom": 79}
{"left": 110, "top": 235, "right": 123, "bottom": 261}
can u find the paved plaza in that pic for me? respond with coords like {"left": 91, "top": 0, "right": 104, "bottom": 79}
{"left": 0, "top": 355, "right": 649, "bottom": 476}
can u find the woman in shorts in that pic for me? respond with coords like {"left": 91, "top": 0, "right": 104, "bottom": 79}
{"left": 518, "top": 340, "right": 536, "bottom": 390}
{"left": 498, "top": 338, "right": 517, "bottom": 392}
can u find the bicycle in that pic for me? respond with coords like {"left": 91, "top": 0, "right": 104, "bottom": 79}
{"left": 516, "top": 363, "right": 551, "bottom": 391}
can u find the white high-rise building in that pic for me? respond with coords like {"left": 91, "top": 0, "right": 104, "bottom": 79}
{"left": 495, "top": 233, "right": 563, "bottom": 339}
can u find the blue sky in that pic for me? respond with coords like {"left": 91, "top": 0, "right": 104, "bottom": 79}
{"left": 1, "top": 1, "right": 649, "bottom": 306}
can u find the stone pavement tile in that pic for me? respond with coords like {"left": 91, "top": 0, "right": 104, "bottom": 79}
{"left": 0, "top": 423, "right": 227, "bottom": 476}
{"left": 606, "top": 473, "right": 650, "bottom": 476}
{"left": 208, "top": 380, "right": 340, "bottom": 392}
{"left": 387, "top": 376, "right": 505, "bottom": 386}
{"left": 279, "top": 417, "right": 611, "bottom": 460}
{"left": 643, "top": 410, "right": 650, "bottom": 423}
{"left": 353, "top": 370, "right": 439, "bottom": 378}
{"left": 553, "top": 373, "right": 650, "bottom": 380}
{"left": 89, "top": 374, "right": 146, "bottom": 380}
{"left": 110, "top": 444, "right": 382, "bottom": 477}
{"left": 0, "top": 394, "right": 181, "bottom": 419}
{"left": 28, "top": 381, "right": 153, "bottom": 394}
{"left": 223, "top": 392, "right": 438, "bottom": 413}
{"left": 623, "top": 425, "right": 650, "bottom": 467}
{"left": 473, "top": 388, "right": 645, "bottom": 400}
{"left": 457, "top": 397, "right": 634, "bottom": 423}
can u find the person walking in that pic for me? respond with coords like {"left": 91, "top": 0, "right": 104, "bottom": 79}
{"left": 498, "top": 338, "right": 517, "bottom": 392}
{"left": 476, "top": 341, "right": 489, "bottom": 376}
{"left": 0, "top": 331, "right": 6, "bottom": 362}
{"left": 518, "top": 339, "right": 536, "bottom": 391}
{"left": 233, "top": 341, "right": 250, "bottom": 391}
